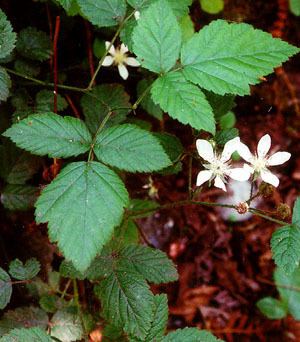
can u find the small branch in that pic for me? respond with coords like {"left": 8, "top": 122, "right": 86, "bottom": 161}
{"left": 257, "top": 276, "right": 300, "bottom": 292}
{"left": 84, "top": 21, "right": 95, "bottom": 84}
{"left": 65, "top": 95, "right": 81, "bottom": 119}
{"left": 249, "top": 208, "right": 288, "bottom": 226}
{"left": 11, "top": 279, "right": 31, "bottom": 285}
{"left": 53, "top": 16, "right": 61, "bottom": 113}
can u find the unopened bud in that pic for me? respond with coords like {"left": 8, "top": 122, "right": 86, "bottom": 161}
{"left": 236, "top": 202, "right": 249, "bottom": 215}
{"left": 276, "top": 203, "right": 291, "bottom": 219}
{"left": 259, "top": 182, "right": 274, "bottom": 197}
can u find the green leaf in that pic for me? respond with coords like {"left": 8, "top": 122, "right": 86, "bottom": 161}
{"left": 1, "top": 185, "right": 38, "bottom": 211}
{"left": 0, "top": 328, "right": 52, "bottom": 342}
{"left": 200, "top": 0, "right": 224, "bottom": 14}
{"left": 0, "top": 141, "right": 41, "bottom": 185}
{"left": 95, "top": 270, "right": 154, "bottom": 339}
{"left": 290, "top": 0, "right": 300, "bottom": 15}
{"left": 151, "top": 71, "right": 215, "bottom": 133}
{"left": 9, "top": 258, "right": 40, "bottom": 280}
{"left": 167, "top": 0, "right": 193, "bottom": 18}
{"left": 118, "top": 245, "right": 178, "bottom": 284}
{"left": 205, "top": 92, "right": 235, "bottom": 119}
{"left": 179, "top": 14, "right": 195, "bottom": 43}
{"left": 271, "top": 225, "right": 300, "bottom": 274}
{"left": 128, "top": 199, "right": 159, "bottom": 219}
{"left": 0, "top": 67, "right": 11, "bottom": 102}
{"left": 256, "top": 297, "right": 287, "bottom": 319}
{"left": 113, "top": 220, "right": 139, "bottom": 246}
{"left": 144, "top": 294, "right": 168, "bottom": 341}
{"left": 36, "top": 90, "right": 68, "bottom": 112}
{"left": 274, "top": 267, "right": 300, "bottom": 320}
{"left": 56, "top": 0, "right": 81, "bottom": 16}
{"left": 132, "top": 0, "right": 182, "bottom": 73}
{"left": 120, "top": 18, "right": 137, "bottom": 52}
{"left": 0, "top": 9, "right": 17, "bottom": 59}
{"left": 219, "top": 111, "right": 236, "bottom": 129}
{"left": 181, "top": 20, "right": 300, "bottom": 95}
{"left": 0, "top": 268, "right": 12, "bottom": 310}
{"left": 154, "top": 133, "right": 183, "bottom": 163}
{"left": 3, "top": 113, "right": 92, "bottom": 158}
{"left": 0, "top": 307, "right": 48, "bottom": 336}
{"left": 39, "top": 294, "right": 65, "bottom": 313}
{"left": 77, "top": 0, "right": 127, "bottom": 27}
{"left": 50, "top": 309, "right": 83, "bottom": 342}
{"left": 81, "top": 84, "right": 130, "bottom": 134}
{"left": 162, "top": 328, "right": 223, "bottom": 341}
{"left": 292, "top": 197, "right": 300, "bottom": 225}
{"left": 16, "top": 27, "right": 51, "bottom": 62}
{"left": 14, "top": 59, "right": 41, "bottom": 78}
{"left": 137, "top": 79, "right": 163, "bottom": 120}
{"left": 93, "top": 38, "right": 106, "bottom": 59}
{"left": 94, "top": 124, "right": 171, "bottom": 172}
{"left": 215, "top": 128, "right": 239, "bottom": 146}
{"left": 35, "top": 161, "right": 129, "bottom": 271}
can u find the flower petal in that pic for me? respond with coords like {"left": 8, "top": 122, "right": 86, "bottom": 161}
{"left": 105, "top": 41, "right": 115, "bottom": 56}
{"left": 118, "top": 63, "right": 129, "bottom": 80}
{"left": 196, "top": 170, "right": 213, "bottom": 186}
{"left": 227, "top": 167, "right": 251, "bottom": 181}
{"left": 261, "top": 170, "right": 279, "bottom": 187}
{"left": 134, "top": 10, "right": 140, "bottom": 20}
{"left": 214, "top": 176, "right": 227, "bottom": 192}
{"left": 196, "top": 139, "right": 214, "bottom": 163}
{"left": 267, "top": 151, "right": 291, "bottom": 166}
{"left": 102, "top": 56, "right": 114, "bottom": 66}
{"left": 126, "top": 57, "right": 140, "bottom": 67}
{"left": 257, "top": 134, "right": 271, "bottom": 158}
{"left": 238, "top": 142, "right": 253, "bottom": 162}
{"left": 221, "top": 137, "right": 240, "bottom": 162}
{"left": 120, "top": 43, "right": 129, "bottom": 54}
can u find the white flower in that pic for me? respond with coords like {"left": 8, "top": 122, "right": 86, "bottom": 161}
{"left": 134, "top": 10, "right": 140, "bottom": 20}
{"left": 196, "top": 137, "right": 251, "bottom": 192}
{"left": 238, "top": 134, "right": 291, "bottom": 187}
{"left": 102, "top": 42, "right": 140, "bottom": 80}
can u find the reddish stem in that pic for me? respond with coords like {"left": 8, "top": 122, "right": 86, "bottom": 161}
{"left": 53, "top": 16, "right": 61, "bottom": 114}
{"left": 84, "top": 21, "right": 95, "bottom": 84}
{"left": 65, "top": 94, "right": 81, "bottom": 119}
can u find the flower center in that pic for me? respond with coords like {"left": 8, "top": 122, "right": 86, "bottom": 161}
{"left": 114, "top": 49, "right": 127, "bottom": 65}
{"left": 204, "top": 156, "right": 230, "bottom": 177}
{"left": 251, "top": 156, "right": 267, "bottom": 173}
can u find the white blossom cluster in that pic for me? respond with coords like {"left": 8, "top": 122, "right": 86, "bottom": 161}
{"left": 196, "top": 134, "right": 291, "bottom": 192}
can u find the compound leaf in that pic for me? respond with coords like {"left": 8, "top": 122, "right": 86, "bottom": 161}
{"left": 3, "top": 113, "right": 92, "bottom": 158}
{"left": 181, "top": 20, "right": 299, "bottom": 95}
{"left": 0, "top": 268, "right": 12, "bottom": 310}
{"left": 0, "top": 9, "right": 16, "bottom": 59}
{"left": 151, "top": 71, "right": 215, "bottom": 133}
{"left": 0, "top": 328, "right": 52, "bottom": 342}
{"left": 94, "top": 124, "right": 171, "bottom": 172}
{"left": 162, "top": 328, "right": 223, "bottom": 341}
{"left": 9, "top": 258, "right": 40, "bottom": 280}
{"left": 35, "top": 161, "right": 129, "bottom": 271}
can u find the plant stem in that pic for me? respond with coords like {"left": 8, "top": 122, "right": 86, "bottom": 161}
{"left": 248, "top": 208, "right": 287, "bottom": 226}
{"left": 132, "top": 82, "right": 154, "bottom": 110}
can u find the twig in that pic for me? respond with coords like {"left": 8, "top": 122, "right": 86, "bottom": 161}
{"left": 53, "top": 16, "right": 60, "bottom": 113}
{"left": 65, "top": 94, "right": 81, "bottom": 119}
{"left": 84, "top": 21, "right": 95, "bottom": 84}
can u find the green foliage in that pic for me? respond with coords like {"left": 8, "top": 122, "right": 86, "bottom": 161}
{"left": 0, "top": 327, "right": 52, "bottom": 342}
{"left": 128, "top": 199, "right": 159, "bottom": 219}
{"left": 256, "top": 297, "right": 287, "bottom": 319}
{"left": 94, "top": 124, "right": 171, "bottom": 172}
{"left": 137, "top": 79, "right": 163, "bottom": 120}
{"left": 55, "top": 0, "right": 81, "bottom": 16}
{"left": 35, "top": 161, "right": 129, "bottom": 271}
{"left": 0, "top": 67, "right": 11, "bottom": 102}
{"left": 81, "top": 84, "right": 130, "bottom": 134}
{"left": 181, "top": 20, "right": 299, "bottom": 95}
{"left": 16, "top": 27, "right": 51, "bottom": 62}
{"left": 1, "top": 185, "right": 37, "bottom": 211}
{"left": 0, "top": 9, "right": 17, "bottom": 60}
{"left": 35, "top": 90, "right": 68, "bottom": 112}
{"left": 200, "top": 0, "right": 224, "bottom": 14}
{"left": 271, "top": 197, "right": 300, "bottom": 274}
{"left": 215, "top": 128, "right": 239, "bottom": 146}
{"left": 132, "top": 0, "right": 181, "bottom": 73}
{"left": 219, "top": 111, "right": 236, "bottom": 129}
{"left": 179, "top": 14, "right": 195, "bottom": 43}
{"left": 0, "top": 268, "right": 12, "bottom": 310}
{"left": 3, "top": 113, "right": 92, "bottom": 158}
{"left": 162, "top": 327, "right": 223, "bottom": 341}
{"left": 14, "top": 59, "right": 41, "bottom": 78}
{"left": 290, "top": 0, "right": 300, "bottom": 15}
{"left": 9, "top": 258, "right": 40, "bottom": 280}
{"left": 151, "top": 71, "right": 215, "bottom": 133}
{"left": 77, "top": 0, "right": 127, "bottom": 27}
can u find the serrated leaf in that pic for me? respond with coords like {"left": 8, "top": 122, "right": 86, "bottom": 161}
{"left": 0, "top": 67, "right": 11, "bottom": 102}
{"left": 77, "top": 0, "right": 127, "bottom": 27}
{"left": 1, "top": 184, "right": 38, "bottom": 211}
{"left": 50, "top": 309, "right": 83, "bottom": 342}
{"left": 137, "top": 79, "right": 163, "bottom": 120}
{"left": 36, "top": 90, "right": 68, "bottom": 112}
{"left": 95, "top": 270, "right": 154, "bottom": 339}
{"left": 0, "top": 327, "right": 52, "bottom": 342}
{"left": 128, "top": 199, "right": 159, "bottom": 219}
{"left": 271, "top": 225, "right": 300, "bottom": 274}
{"left": 215, "top": 128, "right": 239, "bottom": 146}
{"left": 292, "top": 197, "right": 300, "bottom": 225}
{"left": 200, "top": 0, "right": 224, "bottom": 14}
{"left": 35, "top": 161, "right": 129, "bottom": 271}
{"left": 162, "top": 328, "right": 223, "bottom": 341}
{"left": 274, "top": 267, "right": 300, "bottom": 320}
{"left": 120, "top": 18, "right": 137, "bottom": 52}
{"left": 132, "top": 0, "right": 181, "bottom": 73}
{"left": 113, "top": 220, "right": 139, "bottom": 247}
{"left": 16, "top": 27, "right": 51, "bottom": 62}
{"left": 94, "top": 124, "right": 171, "bottom": 172}
{"left": 9, "top": 258, "right": 40, "bottom": 280}
{"left": 81, "top": 84, "right": 130, "bottom": 134}
{"left": 256, "top": 297, "right": 287, "bottom": 319}
{"left": 39, "top": 294, "right": 65, "bottom": 313}
{"left": 181, "top": 20, "right": 300, "bottom": 95}
{"left": 56, "top": 0, "right": 81, "bottom": 16}
{"left": 14, "top": 59, "right": 40, "bottom": 78}
{"left": 3, "top": 113, "right": 92, "bottom": 158}
{"left": 0, "top": 307, "right": 48, "bottom": 336}
{"left": 290, "top": 0, "right": 300, "bottom": 16}
{"left": 0, "top": 268, "right": 12, "bottom": 310}
{"left": 118, "top": 245, "right": 178, "bottom": 284}
{"left": 151, "top": 71, "right": 215, "bottom": 133}
{"left": 0, "top": 10, "right": 17, "bottom": 59}
{"left": 179, "top": 14, "right": 195, "bottom": 43}
{"left": 219, "top": 111, "right": 236, "bottom": 129}
{"left": 205, "top": 92, "right": 235, "bottom": 119}
{"left": 154, "top": 133, "right": 183, "bottom": 163}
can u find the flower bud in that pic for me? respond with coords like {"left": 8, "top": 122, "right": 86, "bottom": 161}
{"left": 276, "top": 203, "right": 291, "bottom": 219}
{"left": 259, "top": 182, "right": 274, "bottom": 197}
{"left": 235, "top": 202, "right": 249, "bottom": 215}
